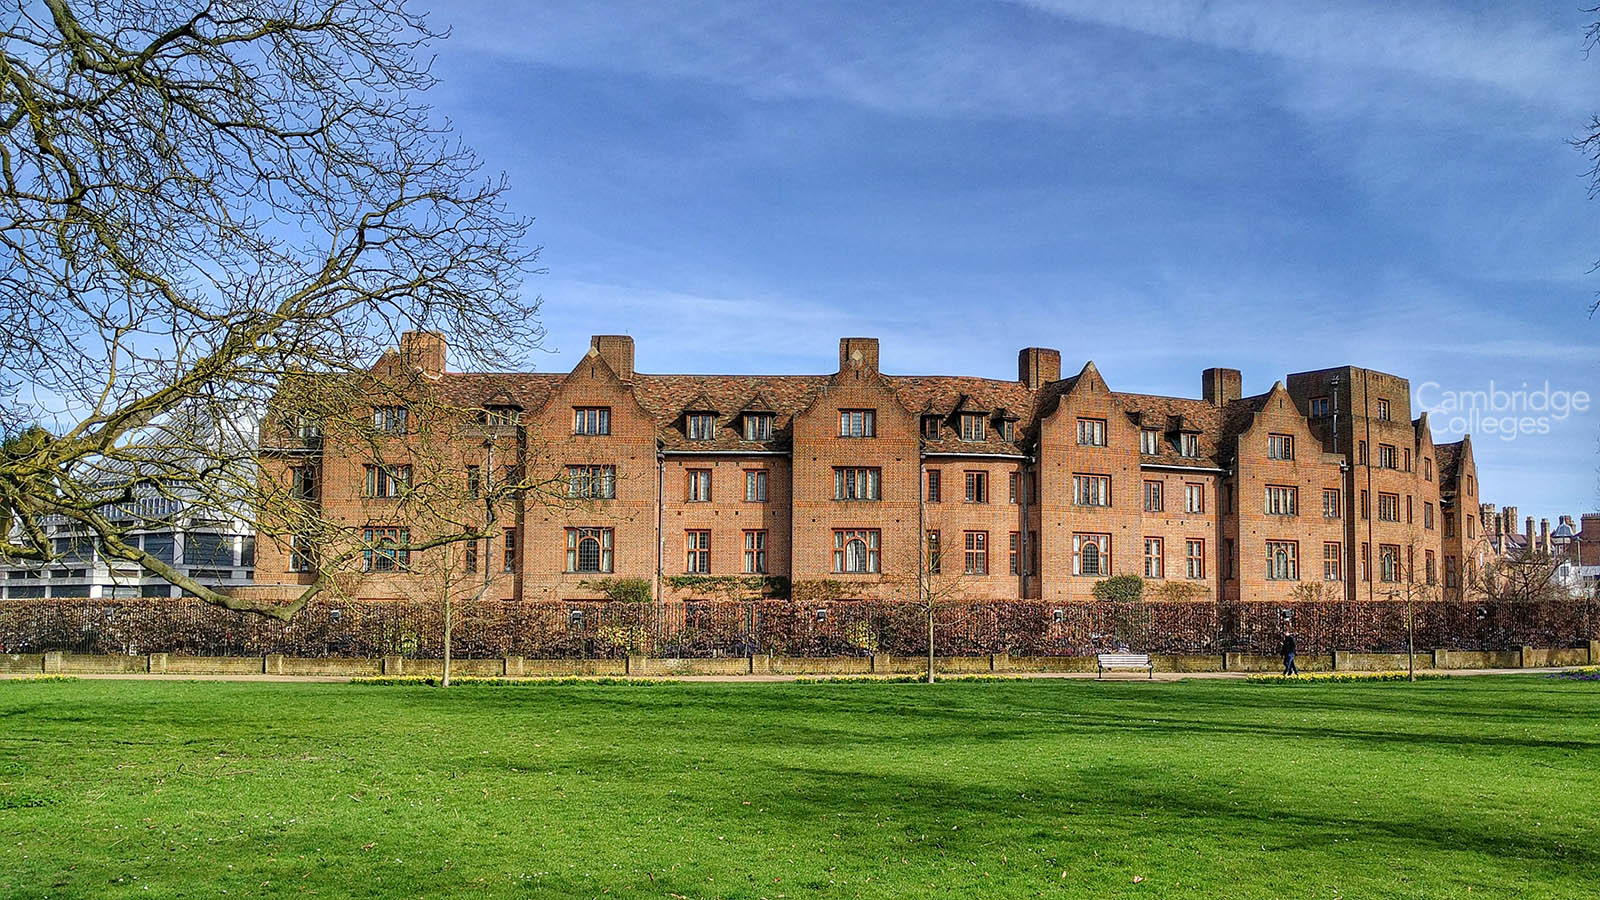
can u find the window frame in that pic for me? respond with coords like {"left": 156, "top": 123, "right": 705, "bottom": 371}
{"left": 1143, "top": 537, "right": 1164, "bottom": 579}
{"left": 565, "top": 527, "right": 614, "bottom": 573}
{"left": 959, "top": 413, "right": 987, "bottom": 442}
{"left": 1178, "top": 432, "right": 1200, "bottom": 458}
{"left": 1076, "top": 418, "right": 1107, "bottom": 447}
{"left": 832, "top": 529, "right": 881, "bottom": 574}
{"left": 1323, "top": 542, "right": 1342, "bottom": 582}
{"left": 743, "top": 530, "right": 767, "bottom": 574}
{"left": 1143, "top": 479, "right": 1163, "bottom": 512}
{"left": 838, "top": 409, "right": 877, "bottom": 438}
{"left": 963, "top": 530, "right": 988, "bottom": 575}
{"left": 573, "top": 407, "right": 612, "bottom": 436}
{"left": 685, "top": 530, "right": 711, "bottom": 574}
{"left": 834, "top": 467, "right": 882, "bottom": 501}
{"left": 686, "top": 413, "right": 717, "bottom": 441}
{"left": 963, "top": 470, "right": 988, "bottom": 504}
{"left": 744, "top": 469, "right": 768, "bottom": 502}
{"left": 361, "top": 526, "right": 410, "bottom": 573}
{"left": 1185, "top": 539, "right": 1205, "bottom": 580}
{"left": 567, "top": 464, "right": 617, "bottom": 500}
{"left": 686, "top": 468, "right": 713, "bottom": 502}
{"left": 744, "top": 413, "right": 774, "bottom": 441}
{"left": 1264, "top": 485, "right": 1298, "bottom": 517}
{"left": 1071, "top": 533, "right": 1110, "bottom": 577}
{"left": 1265, "top": 540, "right": 1299, "bottom": 581}
{"left": 1072, "top": 473, "right": 1111, "bottom": 507}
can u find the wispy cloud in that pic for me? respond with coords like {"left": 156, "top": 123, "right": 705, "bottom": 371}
{"left": 442, "top": 0, "right": 1585, "bottom": 126}
{"left": 1014, "top": 0, "right": 1587, "bottom": 114}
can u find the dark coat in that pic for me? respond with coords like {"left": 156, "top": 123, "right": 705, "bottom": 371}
{"left": 1281, "top": 634, "right": 1297, "bottom": 656}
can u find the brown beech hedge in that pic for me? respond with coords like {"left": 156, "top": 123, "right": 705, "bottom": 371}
{"left": 0, "top": 597, "right": 1593, "bottom": 659}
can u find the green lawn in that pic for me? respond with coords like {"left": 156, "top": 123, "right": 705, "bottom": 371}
{"left": 1, "top": 676, "right": 1596, "bottom": 899}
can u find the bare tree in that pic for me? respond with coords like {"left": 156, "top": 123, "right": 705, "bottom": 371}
{"left": 1578, "top": 8, "right": 1600, "bottom": 313}
{"left": 1473, "top": 550, "right": 1571, "bottom": 604}
{"left": 0, "top": 1, "right": 542, "bottom": 617}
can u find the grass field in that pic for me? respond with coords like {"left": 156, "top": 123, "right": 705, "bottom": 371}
{"left": 1, "top": 676, "right": 1596, "bottom": 899}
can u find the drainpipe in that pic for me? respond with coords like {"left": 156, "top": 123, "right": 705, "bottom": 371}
{"left": 655, "top": 448, "right": 665, "bottom": 602}
{"left": 1363, "top": 370, "right": 1375, "bottom": 601}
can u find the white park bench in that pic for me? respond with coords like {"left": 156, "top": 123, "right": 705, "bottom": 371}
{"left": 1096, "top": 652, "right": 1153, "bottom": 680}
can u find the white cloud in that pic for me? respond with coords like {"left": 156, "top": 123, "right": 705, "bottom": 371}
{"left": 1014, "top": 0, "right": 1587, "bottom": 114}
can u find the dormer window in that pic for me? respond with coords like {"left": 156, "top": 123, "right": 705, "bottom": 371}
{"left": 1140, "top": 429, "right": 1159, "bottom": 454}
{"left": 1179, "top": 433, "right": 1199, "bottom": 458}
{"left": 921, "top": 415, "right": 941, "bottom": 440}
{"left": 687, "top": 413, "right": 716, "bottom": 441}
{"left": 481, "top": 405, "right": 521, "bottom": 426}
{"left": 743, "top": 413, "right": 773, "bottom": 441}
{"left": 960, "top": 413, "right": 987, "bottom": 442}
{"left": 999, "top": 420, "right": 1015, "bottom": 442}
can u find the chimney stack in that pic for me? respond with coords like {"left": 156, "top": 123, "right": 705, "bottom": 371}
{"left": 1202, "top": 368, "right": 1242, "bottom": 406}
{"left": 1018, "top": 347, "right": 1062, "bottom": 390}
{"left": 1540, "top": 518, "right": 1551, "bottom": 556}
{"left": 589, "top": 335, "right": 635, "bottom": 381}
{"left": 839, "top": 338, "right": 880, "bottom": 375}
{"left": 1502, "top": 506, "right": 1518, "bottom": 540}
{"left": 398, "top": 331, "right": 447, "bottom": 379}
{"left": 1525, "top": 516, "right": 1536, "bottom": 554}
{"left": 1582, "top": 514, "right": 1600, "bottom": 565}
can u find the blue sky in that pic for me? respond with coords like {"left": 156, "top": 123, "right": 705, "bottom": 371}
{"left": 426, "top": 0, "right": 1600, "bottom": 522}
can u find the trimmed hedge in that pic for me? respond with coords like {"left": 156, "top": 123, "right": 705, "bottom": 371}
{"left": 0, "top": 597, "right": 1593, "bottom": 659}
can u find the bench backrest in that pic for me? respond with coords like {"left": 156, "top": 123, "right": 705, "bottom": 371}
{"left": 1097, "top": 653, "right": 1151, "bottom": 666}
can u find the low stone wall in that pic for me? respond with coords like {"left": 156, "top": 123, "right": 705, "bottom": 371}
{"left": 6, "top": 642, "right": 1594, "bottom": 679}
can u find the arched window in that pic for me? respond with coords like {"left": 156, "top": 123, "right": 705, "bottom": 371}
{"left": 578, "top": 535, "right": 601, "bottom": 572}
{"left": 832, "top": 529, "right": 880, "bottom": 573}
{"left": 845, "top": 539, "right": 868, "bottom": 573}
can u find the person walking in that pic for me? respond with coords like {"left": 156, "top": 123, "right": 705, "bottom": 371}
{"left": 1281, "top": 631, "right": 1299, "bottom": 676}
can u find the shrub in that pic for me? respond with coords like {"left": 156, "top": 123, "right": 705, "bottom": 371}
{"left": 581, "top": 577, "right": 654, "bottom": 603}
{"left": 1149, "top": 580, "right": 1209, "bottom": 603}
{"left": 1092, "top": 574, "right": 1145, "bottom": 603}
{"left": 791, "top": 580, "right": 846, "bottom": 604}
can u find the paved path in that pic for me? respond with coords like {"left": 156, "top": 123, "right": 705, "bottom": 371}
{"left": 3, "top": 666, "right": 1588, "bottom": 684}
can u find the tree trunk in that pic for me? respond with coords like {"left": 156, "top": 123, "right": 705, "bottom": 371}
{"left": 926, "top": 605, "right": 935, "bottom": 684}
{"left": 442, "top": 597, "right": 453, "bottom": 688}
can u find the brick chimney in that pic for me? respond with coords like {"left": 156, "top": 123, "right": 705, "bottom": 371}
{"left": 589, "top": 335, "right": 635, "bottom": 381}
{"left": 1018, "top": 347, "right": 1061, "bottom": 390}
{"left": 1525, "top": 516, "right": 1535, "bottom": 553}
{"left": 398, "top": 330, "right": 447, "bottom": 379}
{"left": 839, "top": 338, "right": 880, "bottom": 374}
{"left": 1581, "top": 514, "right": 1600, "bottom": 565}
{"left": 1502, "top": 506, "right": 1517, "bottom": 540}
{"left": 1539, "top": 518, "right": 1551, "bottom": 556}
{"left": 1202, "top": 368, "right": 1242, "bottom": 406}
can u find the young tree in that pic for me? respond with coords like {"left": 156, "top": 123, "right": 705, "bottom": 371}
{"left": 0, "top": 1, "right": 541, "bottom": 617}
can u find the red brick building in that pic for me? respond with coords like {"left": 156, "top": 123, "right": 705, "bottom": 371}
{"left": 256, "top": 333, "right": 1490, "bottom": 604}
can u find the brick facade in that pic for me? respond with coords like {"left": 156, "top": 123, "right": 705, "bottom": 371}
{"left": 257, "top": 333, "right": 1486, "bottom": 605}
